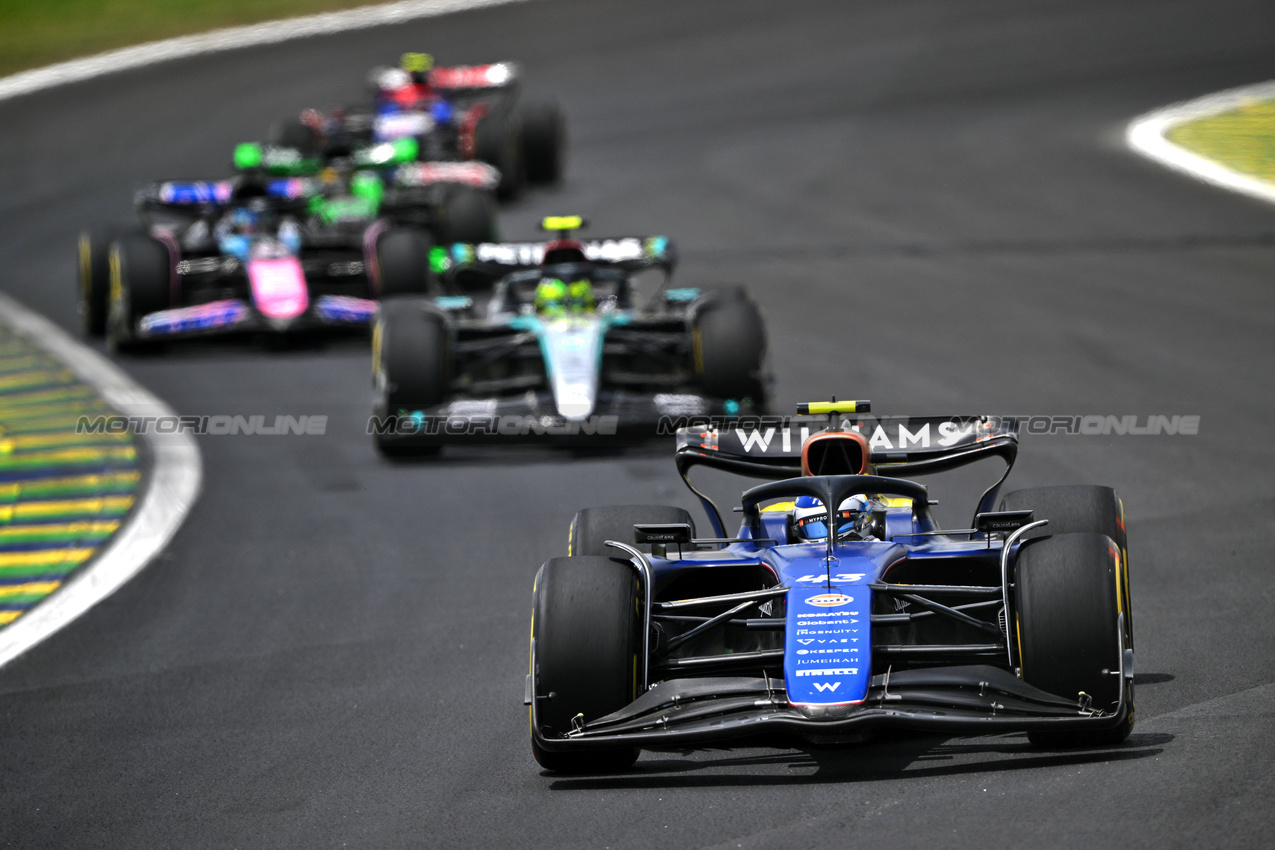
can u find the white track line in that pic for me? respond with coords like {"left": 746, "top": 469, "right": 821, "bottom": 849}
{"left": 0, "top": 295, "right": 202, "bottom": 670}
{"left": 1126, "top": 80, "right": 1275, "bottom": 207}
{"left": 0, "top": 0, "right": 527, "bottom": 104}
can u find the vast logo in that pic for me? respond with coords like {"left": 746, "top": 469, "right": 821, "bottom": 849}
{"left": 806, "top": 593, "right": 854, "bottom": 608}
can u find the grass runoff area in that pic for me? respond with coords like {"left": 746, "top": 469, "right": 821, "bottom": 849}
{"left": 0, "top": 0, "right": 386, "bottom": 78}
{"left": 1168, "top": 98, "right": 1275, "bottom": 185}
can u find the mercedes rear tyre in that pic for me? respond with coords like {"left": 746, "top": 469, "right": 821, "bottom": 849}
{"left": 373, "top": 297, "right": 449, "bottom": 457}
{"left": 694, "top": 296, "right": 768, "bottom": 408}
{"left": 1015, "top": 532, "right": 1133, "bottom": 747}
{"left": 520, "top": 99, "right": 566, "bottom": 185}
{"left": 567, "top": 505, "right": 696, "bottom": 557}
{"left": 375, "top": 228, "right": 435, "bottom": 297}
{"left": 530, "top": 556, "right": 643, "bottom": 773}
{"left": 107, "top": 233, "right": 171, "bottom": 352}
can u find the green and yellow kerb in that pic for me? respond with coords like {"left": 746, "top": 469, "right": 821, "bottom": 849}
{"left": 0, "top": 325, "right": 140, "bottom": 627}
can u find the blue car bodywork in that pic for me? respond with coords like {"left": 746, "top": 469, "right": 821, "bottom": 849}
{"left": 527, "top": 406, "right": 1134, "bottom": 767}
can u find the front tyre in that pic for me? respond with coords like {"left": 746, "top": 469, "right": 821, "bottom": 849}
{"left": 568, "top": 505, "right": 696, "bottom": 557}
{"left": 79, "top": 227, "right": 120, "bottom": 336}
{"left": 107, "top": 233, "right": 171, "bottom": 352}
{"left": 530, "top": 556, "right": 643, "bottom": 773}
{"left": 1015, "top": 532, "right": 1133, "bottom": 747}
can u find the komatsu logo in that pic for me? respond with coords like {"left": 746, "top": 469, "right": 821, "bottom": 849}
{"left": 807, "top": 593, "right": 854, "bottom": 608}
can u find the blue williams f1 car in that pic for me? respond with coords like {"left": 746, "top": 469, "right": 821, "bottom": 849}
{"left": 370, "top": 217, "right": 770, "bottom": 455}
{"left": 526, "top": 401, "right": 1134, "bottom": 772}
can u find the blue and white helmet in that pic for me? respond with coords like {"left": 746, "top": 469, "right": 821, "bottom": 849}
{"left": 792, "top": 494, "right": 872, "bottom": 542}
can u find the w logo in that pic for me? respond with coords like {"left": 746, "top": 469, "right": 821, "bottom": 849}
{"left": 812, "top": 682, "right": 841, "bottom": 693}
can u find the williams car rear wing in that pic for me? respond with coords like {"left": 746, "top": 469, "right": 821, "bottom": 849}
{"left": 673, "top": 415, "right": 1019, "bottom": 535}
{"left": 430, "top": 236, "right": 677, "bottom": 286}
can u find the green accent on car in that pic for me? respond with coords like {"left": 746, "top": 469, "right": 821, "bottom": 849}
{"left": 429, "top": 246, "right": 452, "bottom": 274}
{"left": 350, "top": 171, "right": 384, "bottom": 208}
{"left": 234, "top": 142, "right": 263, "bottom": 170}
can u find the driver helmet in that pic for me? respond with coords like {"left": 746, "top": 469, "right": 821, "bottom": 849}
{"left": 230, "top": 207, "right": 259, "bottom": 235}
{"left": 566, "top": 279, "right": 594, "bottom": 314}
{"left": 792, "top": 494, "right": 872, "bottom": 542}
{"left": 400, "top": 52, "right": 435, "bottom": 85}
{"left": 534, "top": 277, "right": 569, "bottom": 317}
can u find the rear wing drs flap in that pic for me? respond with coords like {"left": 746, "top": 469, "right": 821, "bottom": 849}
{"left": 673, "top": 415, "right": 1019, "bottom": 535}
{"left": 431, "top": 236, "right": 677, "bottom": 284}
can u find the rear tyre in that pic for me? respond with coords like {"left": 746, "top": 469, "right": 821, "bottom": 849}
{"left": 375, "top": 228, "right": 434, "bottom": 297}
{"left": 1015, "top": 532, "right": 1132, "bottom": 747}
{"left": 440, "top": 188, "right": 498, "bottom": 244}
{"left": 694, "top": 296, "right": 768, "bottom": 408}
{"left": 520, "top": 99, "right": 566, "bottom": 185}
{"left": 79, "top": 227, "right": 120, "bottom": 336}
{"left": 269, "top": 118, "right": 321, "bottom": 157}
{"left": 474, "top": 111, "right": 525, "bottom": 200}
{"left": 373, "top": 297, "right": 449, "bottom": 457}
{"left": 530, "top": 556, "right": 642, "bottom": 773}
{"left": 568, "top": 505, "right": 696, "bottom": 557}
{"left": 107, "top": 234, "right": 171, "bottom": 352}
{"left": 1000, "top": 485, "right": 1131, "bottom": 648}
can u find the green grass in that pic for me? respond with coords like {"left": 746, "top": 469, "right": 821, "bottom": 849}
{"left": 0, "top": 0, "right": 386, "bottom": 78}
{"left": 1167, "top": 99, "right": 1275, "bottom": 184}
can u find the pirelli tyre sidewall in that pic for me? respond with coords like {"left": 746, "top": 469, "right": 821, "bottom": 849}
{"left": 530, "top": 556, "right": 642, "bottom": 773}
{"left": 79, "top": 227, "right": 122, "bottom": 337}
{"left": 1014, "top": 531, "right": 1133, "bottom": 747}
{"left": 107, "top": 233, "right": 171, "bottom": 351}
{"left": 1000, "top": 485, "right": 1132, "bottom": 650}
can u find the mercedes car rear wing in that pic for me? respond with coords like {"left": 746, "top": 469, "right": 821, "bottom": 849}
{"left": 431, "top": 236, "right": 677, "bottom": 285}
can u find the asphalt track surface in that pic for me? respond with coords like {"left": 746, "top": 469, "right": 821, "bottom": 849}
{"left": 2, "top": 0, "right": 1275, "bottom": 846}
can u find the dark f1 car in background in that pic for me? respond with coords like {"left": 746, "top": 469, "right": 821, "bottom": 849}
{"left": 526, "top": 400, "right": 1135, "bottom": 772}
{"left": 276, "top": 52, "right": 565, "bottom": 200}
{"left": 78, "top": 136, "right": 497, "bottom": 350}
{"left": 371, "top": 217, "right": 770, "bottom": 455}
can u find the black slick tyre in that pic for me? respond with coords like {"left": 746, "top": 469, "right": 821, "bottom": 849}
{"left": 519, "top": 99, "right": 566, "bottom": 185}
{"left": 694, "top": 296, "right": 767, "bottom": 407}
{"left": 375, "top": 228, "right": 434, "bottom": 297}
{"left": 568, "top": 505, "right": 696, "bottom": 557}
{"left": 1015, "top": 532, "right": 1133, "bottom": 747}
{"left": 530, "top": 556, "right": 642, "bottom": 773}
{"left": 1000, "top": 485, "right": 1132, "bottom": 648}
{"left": 107, "top": 233, "right": 171, "bottom": 352}
{"left": 441, "top": 188, "right": 498, "bottom": 244}
{"left": 373, "top": 297, "right": 448, "bottom": 457}
{"left": 474, "top": 112, "right": 525, "bottom": 200}
{"left": 79, "top": 227, "right": 120, "bottom": 336}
